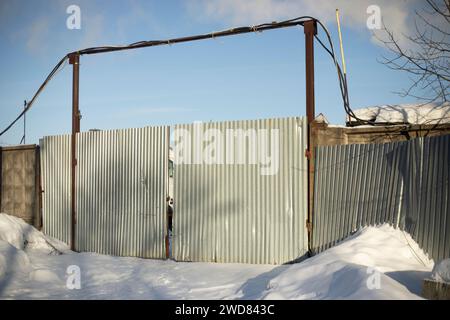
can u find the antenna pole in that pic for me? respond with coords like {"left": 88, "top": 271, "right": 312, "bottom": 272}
{"left": 336, "top": 9, "right": 347, "bottom": 76}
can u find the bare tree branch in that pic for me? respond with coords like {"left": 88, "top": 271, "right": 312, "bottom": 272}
{"left": 379, "top": 0, "right": 450, "bottom": 104}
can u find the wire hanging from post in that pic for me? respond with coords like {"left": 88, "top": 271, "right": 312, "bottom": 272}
{"left": 0, "top": 14, "right": 384, "bottom": 140}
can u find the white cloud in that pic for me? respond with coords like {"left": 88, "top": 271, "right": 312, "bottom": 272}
{"left": 5, "top": 0, "right": 107, "bottom": 55}
{"left": 26, "top": 17, "right": 50, "bottom": 54}
{"left": 187, "top": 0, "right": 420, "bottom": 47}
{"left": 0, "top": 1, "right": 19, "bottom": 29}
{"left": 115, "top": 0, "right": 171, "bottom": 41}
{"left": 79, "top": 13, "right": 105, "bottom": 48}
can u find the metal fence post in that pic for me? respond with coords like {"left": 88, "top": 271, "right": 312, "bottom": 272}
{"left": 304, "top": 20, "right": 317, "bottom": 253}
{"left": 69, "top": 53, "right": 80, "bottom": 251}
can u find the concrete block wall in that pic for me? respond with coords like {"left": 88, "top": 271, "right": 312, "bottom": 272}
{"left": 0, "top": 145, "right": 41, "bottom": 228}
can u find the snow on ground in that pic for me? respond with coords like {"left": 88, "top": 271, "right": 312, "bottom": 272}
{"left": 0, "top": 213, "right": 433, "bottom": 300}
{"left": 347, "top": 102, "right": 450, "bottom": 125}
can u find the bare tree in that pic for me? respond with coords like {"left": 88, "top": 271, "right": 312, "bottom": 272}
{"left": 379, "top": 0, "right": 450, "bottom": 104}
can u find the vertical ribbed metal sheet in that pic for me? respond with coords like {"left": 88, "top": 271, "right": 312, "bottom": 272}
{"left": 312, "top": 142, "right": 404, "bottom": 253}
{"left": 40, "top": 134, "right": 71, "bottom": 244}
{"left": 75, "top": 126, "right": 169, "bottom": 258}
{"left": 411, "top": 135, "right": 449, "bottom": 262}
{"left": 313, "top": 135, "right": 450, "bottom": 262}
{"left": 173, "top": 117, "right": 308, "bottom": 264}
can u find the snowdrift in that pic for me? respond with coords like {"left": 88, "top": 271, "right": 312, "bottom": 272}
{"left": 0, "top": 213, "right": 68, "bottom": 253}
{"left": 260, "top": 225, "right": 433, "bottom": 299}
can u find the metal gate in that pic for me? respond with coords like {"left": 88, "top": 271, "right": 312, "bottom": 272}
{"left": 172, "top": 117, "right": 308, "bottom": 264}
{"left": 40, "top": 134, "right": 71, "bottom": 244}
{"left": 40, "top": 126, "right": 170, "bottom": 258}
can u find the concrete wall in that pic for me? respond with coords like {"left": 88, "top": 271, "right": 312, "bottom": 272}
{"left": 422, "top": 279, "right": 450, "bottom": 300}
{"left": 0, "top": 145, "right": 41, "bottom": 228}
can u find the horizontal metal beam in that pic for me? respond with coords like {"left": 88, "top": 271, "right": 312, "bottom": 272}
{"left": 74, "top": 20, "right": 309, "bottom": 56}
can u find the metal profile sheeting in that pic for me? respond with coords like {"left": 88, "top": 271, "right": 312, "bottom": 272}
{"left": 40, "top": 135, "right": 71, "bottom": 244}
{"left": 173, "top": 117, "right": 308, "bottom": 264}
{"left": 313, "top": 135, "right": 450, "bottom": 262}
{"left": 75, "top": 126, "right": 169, "bottom": 258}
{"left": 409, "top": 135, "right": 449, "bottom": 262}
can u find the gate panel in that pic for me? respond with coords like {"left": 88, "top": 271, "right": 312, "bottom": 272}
{"left": 40, "top": 126, "right": 169, "bottom": 259}
{"left": 173, "top": 117, "right": 308, "bottom": 264}
{"left": 75, "top": 126, "right": 169, "bottom": 258}
{"left": 40, "top": 135, "right": 71, "bottom": 244}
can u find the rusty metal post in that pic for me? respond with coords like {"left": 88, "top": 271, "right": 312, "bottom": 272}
{"left": 69, "top": 53, "right": 80, "bottom": 251}
{"left": 304, "top": 20, "right": 317, "bottom": 254}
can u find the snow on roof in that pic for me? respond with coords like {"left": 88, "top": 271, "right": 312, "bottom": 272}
{"left": 314, "top": 113, "right": 329, "bottom": 124}
{"left": 347, "top": 102, "right": 450, "bottom": 125}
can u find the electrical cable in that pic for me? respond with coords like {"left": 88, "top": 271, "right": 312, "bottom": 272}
{"left": 310, "top": 18, "right": 377, "bottom": 125}
{"left": 0, "top": 54, "right": 69, "bottom": 136}
{"left": 0, "top": 15, "right": 383, "bottom": 138}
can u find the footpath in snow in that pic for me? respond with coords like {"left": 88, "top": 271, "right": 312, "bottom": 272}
{"left": 0, "top": 213, "right": 433, "bottom": 299}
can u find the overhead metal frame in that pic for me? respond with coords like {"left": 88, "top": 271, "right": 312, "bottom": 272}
{"left": 66, "top": 19, "right": 317, "bottom": 253}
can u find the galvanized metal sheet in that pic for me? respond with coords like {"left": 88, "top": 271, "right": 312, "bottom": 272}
{"left": 40, "top": 135, "right": 71, "bottom": 244}
{"left": 75, "top": 126, "right": 169, "bottom": 258}
{"left": 412, "top": 135, "right": 449, "bottom": 262}
{"left": 313, "top": 135, "right": 450, "bottom": 262}
{"left": 173, "top": 117, "right": 308, "bottom": 264}
{"left": 313, "top": 142, "right": 403, "bottom": 253}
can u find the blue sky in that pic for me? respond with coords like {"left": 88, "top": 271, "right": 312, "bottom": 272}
{"left": 0, "top": 0, "right": 422, "bottom": 145}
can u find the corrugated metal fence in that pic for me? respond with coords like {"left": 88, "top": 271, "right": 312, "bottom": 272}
{"left": 40, "top": 135, "right": 71, "bottom": 243}
{"left": 173, "top": 117, "right": 308, "bottom": 264}
{"left": 313, "top": 134, "right": 450, "bottom": 262}
{"left": 40, "top": 118, "right": 448, "bottom": 264}
{"left": 40, "top": 126, "right": 169, "bottom": 258}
